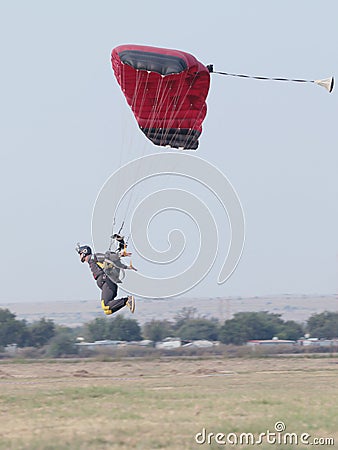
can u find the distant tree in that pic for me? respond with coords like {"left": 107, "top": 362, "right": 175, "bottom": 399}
{"left": 219, "top": 318, "right": 246, "bottom": 345}
{"left": 45, "top": 326, "right": 78, "bottom": 357}
{"left": 173, "top": 307, "right": 199, "bottom": 330}
{"left": 83, "top": 317, "right": 110, "bottom": 342}
{"left": 28, "top": 318, "right": 56, "bottom": 347}
{"left": 0, "top": 308, "right": 29, "bottom": 347}
{"left": 142, "top": 320, "right": 174, "bottom": 342}
{"left": 219, "top": 312, "right": 284, "bottom": 345}
{"left": 306, "top": 311, "right": 338, "bottom": 339}
{"left": 176, "top": 318, "right": 220, "bottom": 341}
{"left": 106, "top": 315, "right": 142, "bottom": 341}
{"left": 276, "top": 320, "right": 304, "bottom": 340}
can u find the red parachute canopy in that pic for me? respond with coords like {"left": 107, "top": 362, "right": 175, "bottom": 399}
{"left": 111, "top": 44, "right": 210, "bottom": 150}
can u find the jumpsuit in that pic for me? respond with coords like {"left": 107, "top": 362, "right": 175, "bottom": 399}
{"left": 88, "top": 254, "right": 128, "bottom": 315}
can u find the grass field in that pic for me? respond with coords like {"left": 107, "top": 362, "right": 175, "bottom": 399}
{"left": 0, "top": 356, "right": 337, "bottom": 449}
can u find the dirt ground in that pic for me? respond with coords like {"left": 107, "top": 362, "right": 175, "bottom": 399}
{"left": 1, "top": 355, "right": 337, "bottom": 381}
{"left": 0, "top": 356, "right": 337, "bottom": 450}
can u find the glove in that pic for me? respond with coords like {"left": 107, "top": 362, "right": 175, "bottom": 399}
{"left": 128, "top": 263, "right": 138, "bottom": 271}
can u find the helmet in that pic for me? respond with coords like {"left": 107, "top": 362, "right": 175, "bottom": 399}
{"left": 76, "top": 243, "right": 92, "bottom": 262}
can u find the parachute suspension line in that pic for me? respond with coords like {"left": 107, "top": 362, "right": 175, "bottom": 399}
{"left": 166, "top": 74, "right": 194, "bottom": 145}
{"left": 178, "top": 101, "right": 206, "bottom": 149}
{"left": 165, "top": 70, "right": 202, "bottom": 148}
{"left": 118, "top": 64, "right": 147, "bottom": 172}
{"left": 160, "top": 71, "right": 190, "bottom": 147}
{"left": 173, "top": 70, "right": 205, "bottom": 148}
{"left": 148, "top": 73, "right": 193, "bottom": 149}
{"left": 151, "top": 78, "right": 176, "bottom": 146}
{"left": 108, "top": 217, "right": 117, "bottom": 251}
{"left": 120, "top": 76, "right": 173, "bottom": 252}
{"left": 139, "top": 69, "right": 192, "bottom": 149}
{"left": 123, "top": 71, "right": 164, "bottom": 230}
{"left": 156, "top": 70, "right": 194, "bottom": 148}
{"left": 143, "top": 74, "right": 167, "bottom": 139}
{"left": 175, "top": 82, "right": 205, "bottom": 145}
{"left": 118, "top": 220, "right": 125, "bottom": 235}
{"left": 210, "top": 68, "right": 334, "bottom": 93}
{"left": 133, "top": 69, "right": 158, "bottom": 160}
{"left": 144, "top": 73, "right": 167, "bottom": 133}
{"left": 154, "top": 77, "right": 174, "bottom": 142}
{"left": 143, "top": 76, "right": 164, "bottom": 137}
{"left": 113, "top": 63, "right": 138, "bottom": 240}
{"left": 116, "top": 71, "right": 144, "bottom": 238}
{"left": 132, "top": 69, "right": 152, "bottom": 161}
{"left": 115, "top": 70, "right": 159, "bottom": 243}
{"left": 134, "top": 71, "right": 151, "bottom": 131}
{"left": 130, "top": 68, "right": 145, "bottom": 112}
{"left": 120, "top": 63, "right": 138, "bottom": 165}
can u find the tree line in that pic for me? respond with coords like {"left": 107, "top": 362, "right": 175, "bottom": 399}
{"left": 0, "top": 307, "right": 338, "bottom": 357}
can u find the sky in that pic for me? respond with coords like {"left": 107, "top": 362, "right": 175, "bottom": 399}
{"left": 0, "top": 1, "right": 337, "bottom": 303}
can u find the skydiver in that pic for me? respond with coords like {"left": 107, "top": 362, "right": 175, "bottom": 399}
{"left": 76, "top": 244, "right": 137, "bottom": 316}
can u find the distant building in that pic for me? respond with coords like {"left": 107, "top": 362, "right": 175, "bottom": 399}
{"left": 155, "top": 337, "right": 181, "bottom": 349}
{"left": 247, "top": 338, "right": 296, "bottom": 348}
{"left": 4, "top": 344, "right": 18, "bottom": 355}
{"left": 182, "top": 340, "right": 217, "bottom": 348}
{"left": 76, "top": 340, "right": 126, "bottom": 350}
{"left": 297, "top": 338, "right": 338, "bottom": 348}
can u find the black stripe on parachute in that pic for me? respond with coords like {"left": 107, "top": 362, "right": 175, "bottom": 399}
{"left": 118, "top": 50, "right": 188, "bottom": 75}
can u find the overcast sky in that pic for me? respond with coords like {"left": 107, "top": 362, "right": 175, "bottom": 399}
{"left": 1, "top": 1, "right": 337, "bottom": 303}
